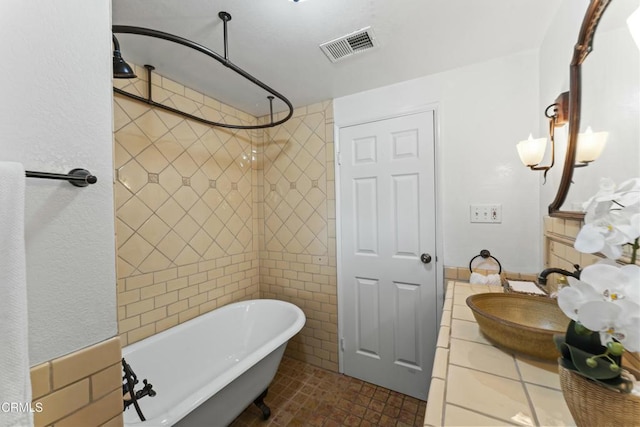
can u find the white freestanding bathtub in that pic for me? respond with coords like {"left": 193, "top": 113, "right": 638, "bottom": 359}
{"left": 121, "top": 299, "right": 305, "bottom": 427}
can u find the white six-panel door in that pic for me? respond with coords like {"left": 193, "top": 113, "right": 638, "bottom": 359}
{"left": 338, "top": 110, "right": 437, "bottom": 400}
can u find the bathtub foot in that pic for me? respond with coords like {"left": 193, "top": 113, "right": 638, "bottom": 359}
{"left": 253, "top": 388, "right": 271, "bottom": 420}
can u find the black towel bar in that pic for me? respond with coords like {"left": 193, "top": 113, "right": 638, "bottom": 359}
{"left": 25, "top": 168, "right": 97, "bottom": 187}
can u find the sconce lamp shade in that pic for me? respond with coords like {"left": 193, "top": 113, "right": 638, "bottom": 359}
{"left": 517, "top": 134, "right": 547, "bottom": 167}
{"left": 628, "top": 5, "right": 640, "bottom": 51}
{"left": 577, "top": 126, "right": 608, "bottom": 163}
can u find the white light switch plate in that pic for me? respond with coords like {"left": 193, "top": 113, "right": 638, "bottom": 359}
{"left": 470, "top": 204, "right": 502, "bottom": 223}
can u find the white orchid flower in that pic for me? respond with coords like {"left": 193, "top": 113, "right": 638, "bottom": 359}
{"left": 581, "top": 177, "right": 616, "bottom": 213}
{"left": 577, "top": 299, "right": 640, "bottom": 352}
{"left": 557, "top": 278, "right": 601, "bottom": 321}
{"left": 575, "top": 224, "right": 624, "bottom": 259}
{"left": 578, "top": 263, "right": 640, "bottom": 305}
{"left": 612, "top": 178, "right": 640, "bottom": 208}
{"left": 584, "top": 178, "right": 640, "bottom": 208}
{"left": 575, "top": 193, "right": 640, "bottom": 259}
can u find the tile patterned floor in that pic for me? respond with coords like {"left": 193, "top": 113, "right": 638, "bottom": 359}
{"left": 230, "top": 356, "right": 427, "bottom": 427}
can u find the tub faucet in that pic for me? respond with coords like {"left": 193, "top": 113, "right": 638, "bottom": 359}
{"left": 122, "top": 358, "right": 156, "bottom": 422}
{"left": 537, "top": 264, "right": 581, "bottom": 286}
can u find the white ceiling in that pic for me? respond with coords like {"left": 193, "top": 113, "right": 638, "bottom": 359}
{"left": 112, "top": 0, "right": 562, "bottom": 117}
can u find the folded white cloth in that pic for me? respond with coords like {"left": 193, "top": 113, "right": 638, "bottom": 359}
{"left": 507, "top": 280, "right": 547, "bottom": 296}
{"left": 0, "top": 162, "right": 33, "bottom": 427}
{"left": 469, "top": 272, "right": 502, "bottom": 286}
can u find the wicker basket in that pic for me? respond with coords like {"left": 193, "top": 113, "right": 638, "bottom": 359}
{"left": 558, "top": 363, "right": 640, "bottom": 426}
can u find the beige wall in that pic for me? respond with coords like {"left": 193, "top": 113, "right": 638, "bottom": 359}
{"left": 113, "top": 66, "right": 338, "bottom": 370}
{"left": 114, "top": 65, "right": 260, "bottom": 347}
{"left": 257, "top": 102, "right": 339, "bottom": 371}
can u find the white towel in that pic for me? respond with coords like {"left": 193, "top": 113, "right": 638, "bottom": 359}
{"left": 469, "top": 272, "right": 502, "bottom": 286}
{"left": 0, "top": 162, "right": 33, "bottom": 427}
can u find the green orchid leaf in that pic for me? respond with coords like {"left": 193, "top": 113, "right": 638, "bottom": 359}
{"left": 565, "top": 344, "right": 620, "bottom": 380}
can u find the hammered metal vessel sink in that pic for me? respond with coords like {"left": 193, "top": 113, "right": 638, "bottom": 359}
{"left": 466, "top": 293, "right": 570, "bottom": 361}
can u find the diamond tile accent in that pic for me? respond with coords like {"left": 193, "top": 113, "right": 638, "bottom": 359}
{"left": 182, "top": 177, "right": 191, "bottom": 186}
{"left": 148, "top": 173, "right": 159, "bottom": 183}
{"left": 209, "top": 180, "right": 217, "bottom": 188}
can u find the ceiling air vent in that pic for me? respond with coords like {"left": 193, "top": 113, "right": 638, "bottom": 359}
{"left": 320, "top": 27, "right": 378, "bottom": 63}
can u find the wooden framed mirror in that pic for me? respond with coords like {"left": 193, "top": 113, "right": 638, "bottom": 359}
{"left": 549, "top": 0, "right": 640, "bottom": 219}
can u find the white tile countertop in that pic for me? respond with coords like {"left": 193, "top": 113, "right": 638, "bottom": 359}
{"left": 423, "top": 281, "right": 575, "bottom": 426}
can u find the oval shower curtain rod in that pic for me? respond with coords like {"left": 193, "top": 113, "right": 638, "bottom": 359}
{"left": 112, "top": 11, "right": 293, "bottom": 130}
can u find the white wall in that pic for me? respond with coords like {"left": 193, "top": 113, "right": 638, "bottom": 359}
{"left": 334, "top": 50, "right": 541, "bottom": 274}
{"left": 0, "top": 1, "right": 117, "bottom": 365}
{"left": 539, "top": 0, "right": 640, "bottom": 214}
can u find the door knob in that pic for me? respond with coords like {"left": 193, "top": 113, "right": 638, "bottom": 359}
{"left": 420, "top": 253, "right": 432, "bottom": 264}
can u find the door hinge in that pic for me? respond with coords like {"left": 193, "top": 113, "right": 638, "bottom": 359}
{"left": 340, "top": 337, "right": 345, "bottom": 352}
{"left": 337, "top": 151, "right": 342, "bottom": 166}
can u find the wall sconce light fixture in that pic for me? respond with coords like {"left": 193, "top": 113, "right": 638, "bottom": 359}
{"left": 576, "top": 126, "right": 608, "bottom": 166}
{"left": 517, "top": 92, "right": 569, "bottom": 182}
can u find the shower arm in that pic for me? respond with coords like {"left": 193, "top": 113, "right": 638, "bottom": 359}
{"left": 112, "top": 13, "right": 292, "bottom": 130}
